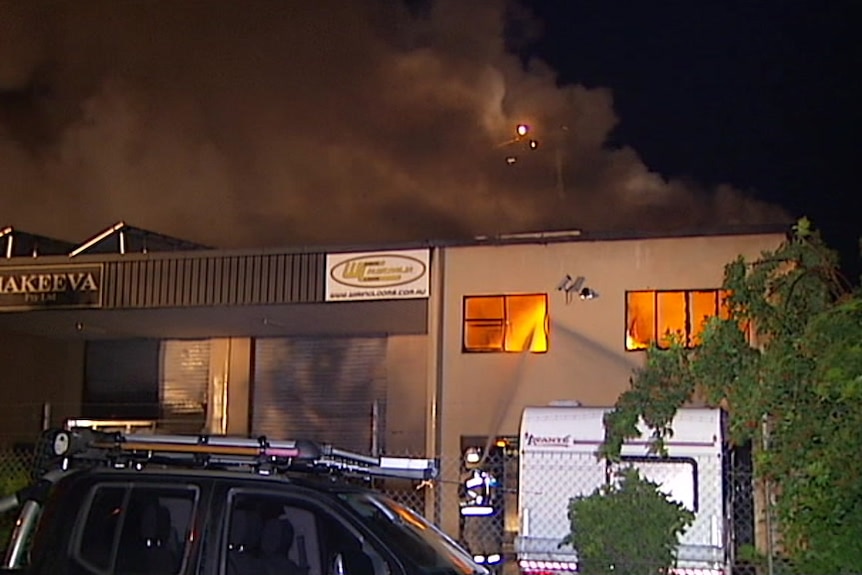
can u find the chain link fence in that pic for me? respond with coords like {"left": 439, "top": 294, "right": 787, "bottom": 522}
{"left": 0, "top": 411, "right": 855, "bottom": 575}
{"left": 373, "top": 445, "right": 832, "bottom": 575}
{"left": 0, "top": 449, "right": 34, "bottom": 556}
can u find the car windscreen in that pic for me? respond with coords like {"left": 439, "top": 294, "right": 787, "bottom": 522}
{"left": 338, "top": 492, "right": 488, "bottom": 575}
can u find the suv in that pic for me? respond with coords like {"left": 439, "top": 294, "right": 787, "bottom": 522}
{"left": 1, "top": 428, "right": 488, "bottom": 575}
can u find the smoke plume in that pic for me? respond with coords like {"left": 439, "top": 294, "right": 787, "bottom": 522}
{"left": 0, "top": 1, "right": 788, "bottom": 248}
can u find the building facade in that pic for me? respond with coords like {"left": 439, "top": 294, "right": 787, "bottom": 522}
{"left": 0, "top": 223, "right": 786, "bottom": 539}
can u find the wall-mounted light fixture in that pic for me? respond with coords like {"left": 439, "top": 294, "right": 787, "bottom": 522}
{"left": 464, "top": 446, "right": 482, "bottom": 465}
{"left": 579, "top": 287, "right": 597, "bottom": 300}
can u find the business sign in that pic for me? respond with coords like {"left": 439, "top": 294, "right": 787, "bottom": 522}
{"left": 0, "top": 265, "right": 104, "bottom": 311}
{"left": 326, "top": 249, "right": 430, "bottom": 301}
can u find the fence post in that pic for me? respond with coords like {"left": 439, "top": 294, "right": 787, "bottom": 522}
{"left": 41, "top": 403, "right": 51, "bottom": 432}
{"left": 761, "top": 415, "right": 774, "bottom": 575}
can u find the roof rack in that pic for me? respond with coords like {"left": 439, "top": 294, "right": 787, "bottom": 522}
{"left": 34, "top": 428, "right": 437, "bottom": 482}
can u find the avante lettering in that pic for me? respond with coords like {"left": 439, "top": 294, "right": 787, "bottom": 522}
{"left": 523, "top": 433, "right": 571, "bottom": 447}
{"left": 0, "top": 273, "right": 100, "bottom": 294}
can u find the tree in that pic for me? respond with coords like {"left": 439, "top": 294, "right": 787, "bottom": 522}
{"left": 600, "top": 219, "right": 862, "bottom": 573}
{"left": 562, "top": 468, "right": 694, "bottom": 575}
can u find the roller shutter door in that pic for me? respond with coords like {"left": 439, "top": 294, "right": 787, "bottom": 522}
{"left": 159, "top": 340, "right": 211, "bottom": 433}
{"left": 252, "top": 337, "right": 387, "bottom": 453}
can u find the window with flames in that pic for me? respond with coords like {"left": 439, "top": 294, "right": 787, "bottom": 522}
{"left": 625, "top": 289, "right": 737, "bottom": 350}
{"left": 463, "top": 294, "right": 549, "bottom": 353}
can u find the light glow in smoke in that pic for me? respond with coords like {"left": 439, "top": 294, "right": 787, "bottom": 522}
{"left": 0, "top": 1, "right": 788, "bottom": 248}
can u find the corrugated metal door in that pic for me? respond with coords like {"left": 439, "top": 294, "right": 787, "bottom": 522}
{"left": 252, "top": 337, "right": 387, "bottom": 453}
{"left": 159, "top": 340, "right": 212, "bottom": 433}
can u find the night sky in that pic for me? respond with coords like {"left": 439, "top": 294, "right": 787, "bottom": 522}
{"left": 1, "top": 1, "right": 858, "bottom": 276}
{"left": 520, "top": 0, "right": 860, "bottom": 278}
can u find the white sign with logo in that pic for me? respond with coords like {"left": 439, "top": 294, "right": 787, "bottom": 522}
{"left": 325, "top": 249, "right": 430, "bottom": 301}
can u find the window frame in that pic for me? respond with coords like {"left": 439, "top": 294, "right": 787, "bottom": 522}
{"left": 461, "top": 293, "right": 549, "bottom": 354}
{"left": 221, "top": 487, "right": 401, "bottom": 575}
{"left": 71, "top": 481, "right": 200, "bottom": 575}
{"left": 624, "top": 289, "right": 729, "bottom": 351}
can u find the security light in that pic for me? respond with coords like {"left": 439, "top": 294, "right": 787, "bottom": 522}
{"left": 579, "top": 287, "right": 597, "bottom": 300}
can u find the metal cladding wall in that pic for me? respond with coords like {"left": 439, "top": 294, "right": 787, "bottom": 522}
{"left": 99, "top": 252, "right": 324, "bottom": 308}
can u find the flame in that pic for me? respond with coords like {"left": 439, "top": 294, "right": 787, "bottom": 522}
{"left": 626, "top": 326, "right": 649, "bottom": 350}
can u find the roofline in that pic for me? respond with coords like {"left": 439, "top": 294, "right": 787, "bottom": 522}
{"left": 0, "top": 223, "right": 792, "bottom": 265}
{"left": 532, "top": 222, "right": 791, "bottom": 243}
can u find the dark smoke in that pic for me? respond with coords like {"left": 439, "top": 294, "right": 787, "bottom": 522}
{"left": 0, "top": 1, "right": 788, "bottom": 248}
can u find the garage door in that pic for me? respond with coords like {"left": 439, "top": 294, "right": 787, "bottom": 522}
{"left": 252, "top": 337, "right": 387, "bottom": 453}
{"left": 159, "top": 339, "right": 211, "bottom": 433}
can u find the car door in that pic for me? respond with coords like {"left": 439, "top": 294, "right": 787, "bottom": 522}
{"left": 207, "top": 480, "right": 405, "bottom": 575}
{"left": 25, "top": 473, "right": 210, "bottom": 575}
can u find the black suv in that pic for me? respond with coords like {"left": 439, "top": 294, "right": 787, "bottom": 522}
{"left": 1, "top": 428, "right": 487, "bottom": 575}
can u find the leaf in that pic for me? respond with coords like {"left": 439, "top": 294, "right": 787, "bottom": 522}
{"left": 792, "top": 216, "right": 813, "bottom": 238}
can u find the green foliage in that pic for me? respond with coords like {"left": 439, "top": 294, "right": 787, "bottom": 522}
{"left": 562, "top": 468, "right": 694, "bottom": 575}
{"left": 0, "top": 469, "right": 29, "bottom": 498}
{"left": 0, "top": 463, "right": 30, "bottom": 553}
{"left": 600, "top": 219, "right": 862, "bottom": 573}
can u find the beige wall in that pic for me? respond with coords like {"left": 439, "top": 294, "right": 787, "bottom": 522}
{"left": 207, "top": 337, "right": 253, "bottom": 436}
{"left": 0, "top": 332, "right": 85, "bottom": 447}
{"left": 435, "top": 233, "right": 784, "bottom": 531}
{"left": 439, "top": 234, "right": 784, "bottom": 439}
{"left": 385, "top": 335, "right": 429, "bottom": 454}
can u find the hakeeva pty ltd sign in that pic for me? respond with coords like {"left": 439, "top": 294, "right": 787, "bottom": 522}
{"left": 325, "top": 249, "right": 430, "bottom": 301}
{"left": 0, "top": 265, "right": 104, "bottom": 311}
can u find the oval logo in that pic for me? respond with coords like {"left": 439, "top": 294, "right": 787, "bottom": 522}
{"left": 331, "top": 254, "right": 426, "bottom": 288}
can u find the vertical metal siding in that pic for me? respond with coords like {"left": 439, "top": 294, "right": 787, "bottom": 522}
{"left": 102, "top": 253, "right": 324, "bottom": 308}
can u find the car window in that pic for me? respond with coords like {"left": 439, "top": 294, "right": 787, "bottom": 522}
{"left": 77, "top": 486, "right": 125, "bottom": 572}
{"left": 223, "top": 490, "right": 393, "bottom": 575}
{"left": 338, "top": 492, "right": 485, "bottom": 575}
{"left": 73, "top": 483, "right": 198, "bottom": 575}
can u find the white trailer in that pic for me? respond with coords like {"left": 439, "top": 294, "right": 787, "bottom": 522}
{"left": 516, "top": 406, "right": 726, "bottom": 574}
